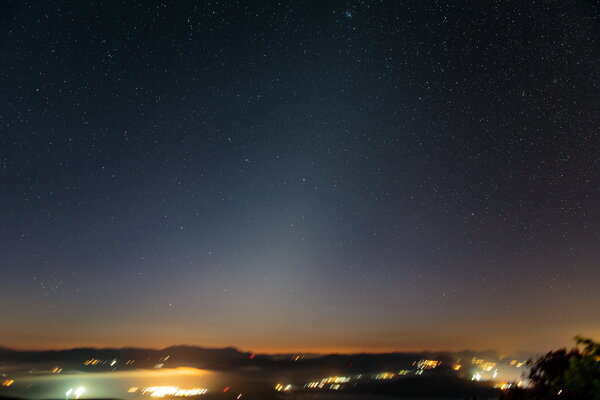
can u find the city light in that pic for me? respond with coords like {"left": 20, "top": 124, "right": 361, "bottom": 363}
{"left": 65, "top": 387, "right": 82, "bottom": 400}
{"left": 415, "top": 359, "right": 441, "bottom": 370}
{"left": 274, "top": 384, "right": 292, "bottom": 392}
{"left": 494, "top": 382, "right": 513, "bottom": 390}
{"left": 471, "top": 358, "right": 497, "bottom": 371}
{"left": 75, "top": 386, "right": 86, "bottom": 399}
{"left": 138, "top": 386, "right": 208, "bottom": 398}
{"left": 375, "top": 372, "right": 396, "bottom": 380}
{"left": 304, "top": 375, "right": 354, "bottom": 390}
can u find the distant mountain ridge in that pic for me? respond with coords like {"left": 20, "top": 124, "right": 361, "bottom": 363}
{"left": 0, "top": 344, "right": 536, "bottom": 372}
{"left": 0, "top": 345, "right": 249, "bottom": 368}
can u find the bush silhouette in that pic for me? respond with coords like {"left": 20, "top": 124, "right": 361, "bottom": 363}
{"left": 501, "top": 336, "right": 600, "bottom": 400}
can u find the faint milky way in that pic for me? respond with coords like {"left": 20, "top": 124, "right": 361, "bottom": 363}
{"left": 0, "top": 0, "right": 599, "bottom": 353}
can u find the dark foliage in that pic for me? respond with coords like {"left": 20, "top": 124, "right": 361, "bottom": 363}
{"left": 501, "top": 337, "right": 600, "bottom": 400}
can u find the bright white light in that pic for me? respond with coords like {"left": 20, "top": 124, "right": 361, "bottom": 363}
{"left": 66, "top": 388, "right": 73, "bottom": 398}
{"left": 75, "top": 386, "right": 86, "bottom": 399}
{"left": 141, "top": 386, "right": 208, "bottom": 398}
{"left": 472, "top": 372, "right": 481, "bottom": 381}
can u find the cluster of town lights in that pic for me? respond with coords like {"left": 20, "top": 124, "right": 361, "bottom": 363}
{"left": 65, "top": 387, "right": 86, "bottom": 400}
{"left": 304, "top": 376, "right": 351, "bottom": 390}
{"left": 274, "top": 384, "right": 292, "bottom": 392}
{"left": 1, "top": 355, "right": 530, "bottom": 399}
{"left": 129, "top": 386, "right": 208, "bottom": 398}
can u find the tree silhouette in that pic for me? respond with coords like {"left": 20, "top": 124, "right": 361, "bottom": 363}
{"left": 501, "top": 337, "right": 600, "bottom": 400}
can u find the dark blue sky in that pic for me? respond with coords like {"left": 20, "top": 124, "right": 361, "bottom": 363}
{"left": 1, "top": 0, "right": 599, "bottom": 352}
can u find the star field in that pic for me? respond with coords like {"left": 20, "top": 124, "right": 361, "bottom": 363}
{"left": 0, "top": 0, "right": 599, "bottom": 352}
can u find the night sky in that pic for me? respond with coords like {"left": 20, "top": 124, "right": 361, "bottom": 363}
{"left": 1, "top": 0, "right": 599, "bottom": 354}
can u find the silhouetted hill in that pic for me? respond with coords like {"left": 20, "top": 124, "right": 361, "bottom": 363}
{"left": 0, "top": 346, "right": 249, "bottom": 369}
{"left": 0, "top": 345, "right": 532, "bottom": 374}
